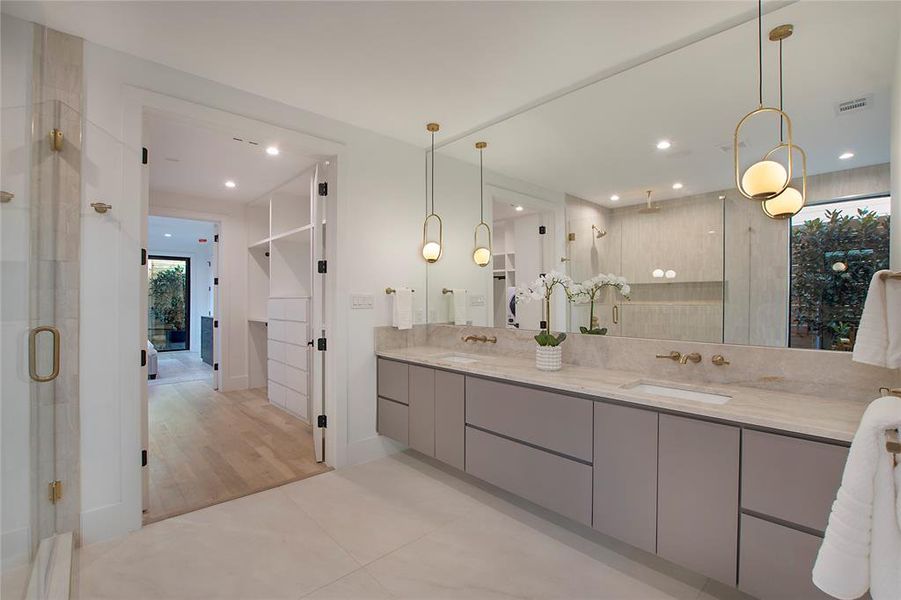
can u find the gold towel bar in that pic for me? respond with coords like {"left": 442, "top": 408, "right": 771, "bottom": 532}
{"left": 385, "top": 287, "right": 415, "bottom": 294}
{"left": 442, "top": 288, "right": 454, "bottom": 294}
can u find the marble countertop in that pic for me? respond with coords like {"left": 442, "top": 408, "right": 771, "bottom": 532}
{"left": 376, "top": 346, "right": 867, "bottom": 443}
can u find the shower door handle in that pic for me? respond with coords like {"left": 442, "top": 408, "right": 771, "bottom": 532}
{"left": 612, "top": 304, "right": 619, "bottom": 325}
{"left": 29, "top": 325, "right": 60, "bottom": 382}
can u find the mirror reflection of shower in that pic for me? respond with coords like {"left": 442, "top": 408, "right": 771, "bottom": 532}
{"left": 591, "top": 224, "right": 606, "bottom": 238}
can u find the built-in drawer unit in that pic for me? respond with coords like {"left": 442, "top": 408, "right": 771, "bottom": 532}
{"left": 465, "top": 426, "right": 592, "bottom": 526}
{"left": 741, "top": 429, "right": 847, "bottom": 533}
{"left": 465, "top": 377, "right": 593, "bottom": 461}
{"left": 657, "top": 414, "right": 740, "bottom": 586}
{"left": 267, "top": 297, "right": 310, "bottom": 420}
{"left": 739, "top": 514, "right": 832, "bottom": 600}
{"left": 377, "top": 359, "right": 409, "bottom": 405}
{"left": 377, "top": 397, "right": 408, "bottom": 445}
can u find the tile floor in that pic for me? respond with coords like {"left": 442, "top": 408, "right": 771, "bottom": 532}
{"left": 76, "top": 452, "right": 751, "bottom": 600}
{"left": 149, "top": 351, "right": 213, "bottom": 387}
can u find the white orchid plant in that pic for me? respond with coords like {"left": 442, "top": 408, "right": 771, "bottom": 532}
{"left": 569, "top": 274, "right": 631, "bottom": 335}
{"left": 514, "top": 271, "right": 573, "bottom": 347}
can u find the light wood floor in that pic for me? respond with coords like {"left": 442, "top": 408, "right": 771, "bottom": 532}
{"left": 145, "top": 381, "right": 330, "bottom": 524}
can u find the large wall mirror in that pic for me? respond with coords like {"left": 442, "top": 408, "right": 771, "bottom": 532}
{"left": 425, "top": 1, "right": 895, "bottom": 353}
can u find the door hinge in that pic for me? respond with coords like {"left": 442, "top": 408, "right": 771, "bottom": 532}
{"left": 142, "top": 147, "right": 148, "bottom": 165}
{"left": 538, "top": 225, "right": 546, "bottom": 235}
{"left": 318, "top": 182, "right": 328, "bottom": 196}
{"left": 213, "top": 320, "right": 218, "bottom": 328}
{"left": 48, "top": 480, "right": 62, "bottom": 504}
{"left": 214, "top": 277, "right": 219, "bottom": 285}
{"left": 214, "top": 234, "right": 219, "bottom": 242}
{"left": 141, "top": 248, "right": 147, "bottom": 266}
{"left": 317, "top": 338, "right": 327, "bottom": 351}
{"left": 141, "top": 349, "right": 147, "bottom": 367}
{"left": 317, "top": 260, "right": 327, "bottom": 274}
{"left": 317, "top": 415, "right": 327, "bottom": 428}
{"left": 141, "top": 449, "right": 148, "bottom": 467}
{"left": 539, "top": 320, "right": 548, "bottom": 330}
{"left": 213, "top": 363, "right": 219, "bottom": 371}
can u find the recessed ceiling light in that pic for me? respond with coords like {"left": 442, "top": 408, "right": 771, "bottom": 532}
{"left": 839, "top": 151, "right": 854, "bottom": 160}
{"left": 266, "top": 146, "right": 280, "bottom": 156}
{"left": 224, "top": 180, "right": 236, "bottom": 188}
{"left": 656, "top": 140, "right": 672, "bottom": 150}
{"left": 515, "top": 205, "right": 524, "bottom": 212}
{"left": 610, "top": 194, "right": 620, "bottom": 201}
{"left": 672, "top": 182, "right": 683, "bottom": 190}
{"left": 163, "top": 233, "right": 172, "bottom": 237}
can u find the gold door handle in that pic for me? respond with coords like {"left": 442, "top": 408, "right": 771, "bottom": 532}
{"left": 612, "top": 304, "right": 619, "bottom": 325}
{"left": 29, "top": 326, "right": 60, "bottom": 382}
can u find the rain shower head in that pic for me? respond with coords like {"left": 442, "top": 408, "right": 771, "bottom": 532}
{"left": 591, "top": 224, "right": 607, "bottom": 238}
{"left": 638, "top": 190, "right": 660, "bottom": 214}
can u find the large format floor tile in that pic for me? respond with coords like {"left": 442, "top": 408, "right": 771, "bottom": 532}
{"left": 77, "top": 452, "right": 740, "bottom": 600}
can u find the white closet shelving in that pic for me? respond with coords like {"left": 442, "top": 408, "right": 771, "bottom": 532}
{"left": 245, "top": 171, "right": 314, "bottom": 422}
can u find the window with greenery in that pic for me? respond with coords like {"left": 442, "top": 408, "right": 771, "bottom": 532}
{"left": 148, "top": 257, "right": 191, "bottom": 351}
{"left": 790, "top": 196, "right": 891, "bottom": 351}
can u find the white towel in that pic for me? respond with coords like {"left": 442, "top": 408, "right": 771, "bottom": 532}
{"left": 812, "top": 395, "right": 901, "bottom": 600}
{"left": 853, "top": 270, "right": 901, "bottom": 369}
{"left": 451, "top": 289, "right": 468, "bottom": 326}
{"left": 392, "top": 287, "right": 413, "bottom": 330}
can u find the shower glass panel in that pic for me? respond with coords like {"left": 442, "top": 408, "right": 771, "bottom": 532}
{"left": 1, "top": 97, "right": 83, "bottom": 594}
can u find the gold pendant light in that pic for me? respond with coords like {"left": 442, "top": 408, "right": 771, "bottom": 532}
{"left": 472, "top": 141, "right": 492, "bottom": 267}
{"left": 761, "top": 24, "right": 807, "bottom": 220}
{"left": 734, "top": 1, "right": 794, "bottom": 202}
{"left": 421, "top": 123, "right": 443, "bottom": 263}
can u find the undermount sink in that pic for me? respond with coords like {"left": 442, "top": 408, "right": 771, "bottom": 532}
{"left": 435, "top": 353, "right": 480, "bottom": 365}
{"left": 622, "top": 381, "right": 731, "bottom": 405}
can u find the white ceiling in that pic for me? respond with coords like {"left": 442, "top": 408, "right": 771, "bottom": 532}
{"left": 441, "top": 2, "right": 899, "bottom": 207}
{"left": 148, "top": 216, "right": 215, "bottom": 254}
{"left": 3, "top": 1, "right": 772, "bottom": 146}
{"left": 144, "top": 110, "right": 319, "bottom": 203}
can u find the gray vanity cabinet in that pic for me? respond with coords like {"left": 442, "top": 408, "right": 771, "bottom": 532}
{"left": 377, "top": 359, "right": 409, "bottom": 445}
{"left": 592, "top": 402, "right": 658, "bottom": 554}
{"left": 408, "top": 366, "right": 436, "bottom": 456}
{"left": 657, "top": 414, "right": 740, "bottom": 585}
{"left": 434, "top": 370, "right": 465, "bottom": 470}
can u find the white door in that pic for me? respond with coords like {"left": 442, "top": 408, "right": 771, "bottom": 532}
{"left": 211, "top": 223, "right": 220, "bottom": 390}
{"left": 140, "top": 146, "right": 150, "bottom": 513}
{"left": 310, "top": 162, "right": 329, "bottom": 463}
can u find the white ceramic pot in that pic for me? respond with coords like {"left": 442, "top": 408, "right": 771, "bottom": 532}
{"left": 535, "top": 345, "right": 562, "bottom": 371}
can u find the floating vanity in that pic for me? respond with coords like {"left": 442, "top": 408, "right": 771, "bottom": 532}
{"left": 374, "top": 346, "right": 863, "bottom": 600}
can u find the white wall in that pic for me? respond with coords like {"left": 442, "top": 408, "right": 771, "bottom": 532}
{"left": 0, "top": 14, "right": 34, "bottom": 569}
{"left": 892, "top": 16, "right": 901, "bottom": 269}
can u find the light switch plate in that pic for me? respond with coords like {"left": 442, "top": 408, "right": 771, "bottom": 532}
{"left": 469, "top": 294, "right": 486, "bottom": 307}
{"left": 351, "top": 294, "right": 374, "bottom": 309}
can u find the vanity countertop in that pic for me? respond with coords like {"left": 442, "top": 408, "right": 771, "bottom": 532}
{"left": 376, "top": 346, "right": 869, "bottom": 443}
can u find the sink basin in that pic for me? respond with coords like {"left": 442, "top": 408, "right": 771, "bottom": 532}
{"left": 435, "top": 353, "right": 480, "bottom": 365}
{"left": 623, "top": 381, "right": 731, "bottom": 405}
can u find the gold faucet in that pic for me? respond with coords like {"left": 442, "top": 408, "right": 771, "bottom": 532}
{"left": 711, "top": 354, "right": 730, "bottom": 366}
{"left": 679, "top": 352, "right": 702, "bottom": 364}
{"left": 656, "top": 351, "right": 681, "bottom": 362}
{"left": 462, "top": 334, "right": 497, "bottom": 344}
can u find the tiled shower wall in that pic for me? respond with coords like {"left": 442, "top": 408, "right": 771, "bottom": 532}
{"left": 30, "top": 25, "right": 83, "bottom": 542}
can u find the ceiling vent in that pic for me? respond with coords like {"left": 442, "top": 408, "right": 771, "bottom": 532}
{"left": 835, "top": 95, "right": 872, "bottom": 116}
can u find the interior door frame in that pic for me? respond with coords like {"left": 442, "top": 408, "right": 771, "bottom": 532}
{"left": 125, "top": 87, "right": 345, "bottom": 535}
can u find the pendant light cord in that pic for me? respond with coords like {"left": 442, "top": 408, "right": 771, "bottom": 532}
{"left": 479, "top": 148, "right": 484, "bottom": 224}
{"left": 757, "top": 0, "right": 763, "bottom": 106}
{"left": 430, "top": 132, "right": 435, "bottom": 214}
{"left": 779, "top": 39, "right": 784, "bottom": 141}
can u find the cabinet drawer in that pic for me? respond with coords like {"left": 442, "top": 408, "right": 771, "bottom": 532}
{"left": 408, "top": 366, "right": 435, "bottom": 456}
{"left": 377, "top": 397, "right": 408, "bottom": 444}
{"left": 742, "top": 430, "right": 846, "bottom": 533}
{"left": 268, "top": 360, "right": 286, "bottom": 386}
{"left": 739, "top": 514, "right": 831, "bottom": 600}
{"left": 466, "top": 377, "right": 593, "bottom": 461}
{"left": 268, "top": 319, "right": 286, "bottom": 342}
{"left": 268, "top": 340, "right": 286, "bottom": 363}
{"left": 285, "top": 387, "right": 307, "bottom": 419}
{"left": 284, "top": 343, "right": 308, "bottom": 370}
{"left": 268, "top": 381, "right": 287, "bottom": 408}
{"left": 377, "top": 359, "right": 409, "bottom": 404}
{"left": 284, "top": 364, "right": 307, "bottom": 395}
{"left": 466, "top": 426, "right": 592, "bottom": 526}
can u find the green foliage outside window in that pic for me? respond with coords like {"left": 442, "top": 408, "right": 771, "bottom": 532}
{"left": 149, "top": 264, "right": 187, "bottom": 332}
{"left": 790, "top": 207, "right": 890, "bottom": 351}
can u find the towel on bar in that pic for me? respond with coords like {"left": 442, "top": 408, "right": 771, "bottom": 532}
{"left": 452, "top": 289, "right": 468, "bottom": 326}
{"left": 812, "top": 394, "right": 901, "bottom": 600}
{"left": 853, "top": 270, "right": 901, "bottom": 369}
{"left": 392, "top": 287, "right": 413, "bottom": 330}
